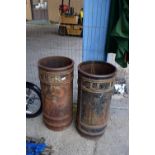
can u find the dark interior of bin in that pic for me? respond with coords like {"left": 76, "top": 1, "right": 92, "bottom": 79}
{"left": 80, "top": 61, "right": 116, "bottom": 75}
{"left": 39, "top": 57, "right": 73, "bottom": 68}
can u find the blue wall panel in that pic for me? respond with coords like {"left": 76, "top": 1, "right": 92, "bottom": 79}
{"left": 83, "top": 0, "right": 111, "bottom": 61}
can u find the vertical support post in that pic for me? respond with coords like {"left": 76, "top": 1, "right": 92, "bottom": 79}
{"left": 82, "top": 0, "right": 111, "bottom": 61}
{"left": 61, "top": 0, "right": 64, "bottom": 14}
{"left": 68, "top": 0, "right": 71, "bottom": 8}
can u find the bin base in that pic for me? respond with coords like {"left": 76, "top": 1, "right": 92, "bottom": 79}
{"left": 43, "top": 119, "right": 72, "bottom": 131}
{"left": 76, "top": 123, "right": 107, "bottom": 139}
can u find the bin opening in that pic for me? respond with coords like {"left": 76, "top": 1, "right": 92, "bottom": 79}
{"left": 79, "top": 61, "right": 116, "bottom": 76}
{"left": 38, "top": 56, "right": 73, "bottom": 69}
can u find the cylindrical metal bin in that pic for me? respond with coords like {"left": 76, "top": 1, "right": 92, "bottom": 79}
{"left": 76, "top": 61, "right": 116, "bottom": 137}
{"left": 38, "top": 56, "right": 74, "bottom": 131}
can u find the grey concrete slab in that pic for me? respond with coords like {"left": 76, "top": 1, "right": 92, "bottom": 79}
{"left": 26, "top": 95, "right": 128, "bottom": 155}
{"left": 94, "top": 107, "right": 129, "bottom": 155}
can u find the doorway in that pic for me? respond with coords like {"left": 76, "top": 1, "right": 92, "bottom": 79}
{"left": 31, "top": 0, "right": 48, "bottom": 20}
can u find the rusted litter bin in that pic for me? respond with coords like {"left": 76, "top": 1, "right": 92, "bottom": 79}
{"left": 76, "top": 61, "right": 116, "bottom": 137}
{"left": 38, "top": 56, "right": 74, "bottom": 131}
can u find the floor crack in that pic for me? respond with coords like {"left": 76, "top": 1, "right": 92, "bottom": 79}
{"left": 93, "top": 141, "right": 97, "bottom": 155}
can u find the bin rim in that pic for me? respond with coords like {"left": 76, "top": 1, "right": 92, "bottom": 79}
{"left": 78, "top": 61, "right": 116, "bottom": 78}
{"left": 38, "top": 56, "right": 74, "bottom": 71}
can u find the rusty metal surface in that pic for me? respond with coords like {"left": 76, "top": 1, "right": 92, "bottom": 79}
{"left": 38, "top": 56, "right": 74, "bottom": 131}
{"left": 76, "top": 61, "right": 116, "bottom": 137}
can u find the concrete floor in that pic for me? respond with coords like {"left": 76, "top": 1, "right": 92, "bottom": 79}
{"left": 26, "top": 22, "right": 129, "bottom": 155}
{"left": 27, "top": 95, "right": 128, "bottom": 155}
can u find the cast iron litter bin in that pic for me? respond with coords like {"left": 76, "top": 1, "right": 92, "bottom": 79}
{"left": 76, "top": 61, "right": 116, "bottom": 137}
{"left": 38, "top": 56, "right": 74, "bottom": 131}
